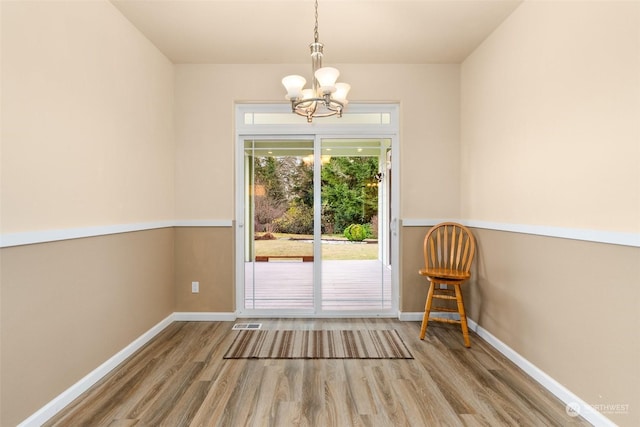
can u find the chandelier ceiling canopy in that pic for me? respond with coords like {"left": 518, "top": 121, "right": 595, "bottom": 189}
{"left": 281, "top": 0, "right": 350, "bottom": 123}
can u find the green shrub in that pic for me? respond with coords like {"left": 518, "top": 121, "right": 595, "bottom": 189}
{"left": 343, "top": 224, "right": 371, "bottom": 242}
{"left": 272, "top": 203, "right": 313, "bottom": 235}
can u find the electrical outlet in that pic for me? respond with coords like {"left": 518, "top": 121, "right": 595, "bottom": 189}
{"left": 191, "top": 281, "right": 199, "bottom": 293}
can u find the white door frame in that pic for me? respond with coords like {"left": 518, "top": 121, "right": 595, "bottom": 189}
{"left": 234, "top": 103, "right": 400, "bottom": 317}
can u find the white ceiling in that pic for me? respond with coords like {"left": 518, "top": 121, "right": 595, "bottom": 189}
{"left": 110, "top": 0, "right": 523, "bottom": 64}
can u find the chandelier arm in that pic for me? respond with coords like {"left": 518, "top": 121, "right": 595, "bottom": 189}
{"left": 293, "top": 108, "right": 341, "bottom": 119}
{"left": 308, "top": 99, "right": 319, "bottom": 117}
{"left": 323, "top": 96, "right": 344, "bottom": 113}
{"left": 291, "top": 96, "right": 344, "bottom": 124}
{"left": 291, "top": 97, "right": 343, "bottom": 110}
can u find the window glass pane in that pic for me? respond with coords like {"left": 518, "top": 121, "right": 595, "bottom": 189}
{"left": 328, "top": 113, "right": 384, "bottom": 125}
{"left": 320, "top": 138, "right": 391, "bottom": 156}
{"left": 250, "top": 112, "right": 389, "bottom": 125}
{"left": 253, "top": 113, "right": 309, "bottom": 125}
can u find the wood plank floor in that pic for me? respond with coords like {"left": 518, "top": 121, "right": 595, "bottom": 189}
{"left": 45, "top": 319, "right": 592, "bottom": 426}
{"left": 244, "top": 260, "right": 393, "bottom": 311}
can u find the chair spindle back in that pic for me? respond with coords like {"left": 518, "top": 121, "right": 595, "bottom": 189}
{"left": 423, "top": 222, "right": 476, "bottom": 273}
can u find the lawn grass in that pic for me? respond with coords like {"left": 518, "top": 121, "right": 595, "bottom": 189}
{"left": 254, "top": 233, "right": 378, "bottom": 260}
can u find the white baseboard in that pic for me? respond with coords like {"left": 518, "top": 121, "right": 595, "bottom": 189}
{"left": 465, "top": 318, "right": 617, "bottom": 427}
{"left": 399, "top": 312, "right": 616, "bottom": 427}
{"left": 398, "top": 311, "right": 423, "bottom": 321}
{"left": 398, "top": 311, "right": 458, "bottom": 322}
{"left": 18, "top": 314, "right": 175, "bottom": 427}
{"left": 173, "top": 312, "right": 237, "bottom": 321}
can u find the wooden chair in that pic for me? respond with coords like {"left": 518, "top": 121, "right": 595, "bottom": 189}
{"left": 419, "top": 222, "right": 476, "bottom": 347}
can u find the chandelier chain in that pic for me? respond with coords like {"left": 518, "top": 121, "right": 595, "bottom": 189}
{"left": 313, "top": 0, "right": 319, "bottom": 43}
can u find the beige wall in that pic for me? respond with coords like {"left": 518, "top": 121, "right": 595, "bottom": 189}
{"left": 1, "top": 229, "right": 175, "bottom": 426}
{"left": 174, "top": 63, "right": 461, "bottom": 221}
{"left": 1, "top": 1, "right": 176, "bottom": 425}
{"left": 400, "top": 225, "right": 433, "bottom": 313}
{"left": 461, "top": 0, "right": 640, "bottom": 232}
{"left": 1, "top": 0, "right": 175, "bottom": 234}
{"left": 460, "top": 2, "right": 640, "bottom": 425}
{"left": 175, "top": 227, "right": 235, "bottom": 312}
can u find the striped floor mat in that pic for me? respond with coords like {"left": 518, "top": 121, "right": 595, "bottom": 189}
{"left": 223, "top": 329, "right": 413, "bottom": 359}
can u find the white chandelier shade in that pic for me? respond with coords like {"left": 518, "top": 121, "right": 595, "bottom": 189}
{"left": 282, "top": 75, "right": 307, "bottom": 100}
{"left": 333, "top": 82, "right": 351, "bottom": 102}
{"left": 314, "top": 66, "right": 339, "bottom": 93}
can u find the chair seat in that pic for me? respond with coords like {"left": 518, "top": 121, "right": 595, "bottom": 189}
{"left": 418, "top": 268, "right": 470, "bottom": 281}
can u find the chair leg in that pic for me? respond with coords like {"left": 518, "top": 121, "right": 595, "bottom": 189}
{"left": 454, "top": 283, "right": 471, "bottom": 347}
{"left": 420, "top": 282, "right": 435, "bottom": 340}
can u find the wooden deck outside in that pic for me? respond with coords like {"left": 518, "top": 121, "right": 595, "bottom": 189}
{"left": 244, "top": 259, "right": 392, "bottom": 311}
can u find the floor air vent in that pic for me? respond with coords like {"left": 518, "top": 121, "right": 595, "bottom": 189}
{"left": 232, "top": 323, "right": 262, "bottom": 331}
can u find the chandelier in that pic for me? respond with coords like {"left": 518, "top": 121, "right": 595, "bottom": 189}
{"left": 281, "top": 0, "right": 350, "bottom": 123}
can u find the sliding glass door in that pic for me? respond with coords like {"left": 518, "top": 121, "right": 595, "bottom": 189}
{"left": 240, "top": 137, "right": 392, "bottom": 315}
{"left": 243, "top": 139, "right": 315, "bottom": 311}
{"left": 320, "top": 138, "right": 392, "bottom": 311}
